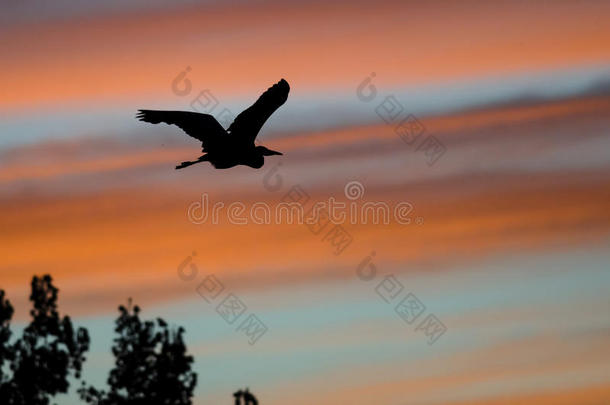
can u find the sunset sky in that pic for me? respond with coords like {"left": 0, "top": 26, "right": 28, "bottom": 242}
{"left": 1, "top": 1, "right": 610, "bottom": 404}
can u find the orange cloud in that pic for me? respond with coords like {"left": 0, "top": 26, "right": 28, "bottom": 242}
{"left": 2, "top": 0, "right": 610, "bottom": 110}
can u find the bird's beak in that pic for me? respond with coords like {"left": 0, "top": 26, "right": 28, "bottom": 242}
{"left": 267, "top": 149, "right": 283, "bottom": 156}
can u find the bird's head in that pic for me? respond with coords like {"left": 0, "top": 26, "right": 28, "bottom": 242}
{"left": 256, "top": 145, "right": 283, "bottom": 156}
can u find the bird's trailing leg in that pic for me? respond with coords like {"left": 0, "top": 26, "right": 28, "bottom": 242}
{"left": 175, "top": 155, "right": 209, "bottom": 170}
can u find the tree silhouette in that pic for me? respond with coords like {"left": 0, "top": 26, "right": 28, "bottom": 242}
{"left": 0, "top": 275, "right": 90, "bottom": 405}
{"left": 0, "top": 289, "right": 15, "bottom": 395}
{"left": 234, "top": 387, "right": 259, "bottom": 405}
{"left": 0, "top": 277, "right": 239, "bottom": 404}
{"left": 79, "top": 299, "right": 197, "bottom": 405}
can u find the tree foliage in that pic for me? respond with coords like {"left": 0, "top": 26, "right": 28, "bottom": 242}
{"left": 0, "top": 275, "right": 90, "bottom": 405}
{"left": 1, "top": 276, "right": 199, "bottom": 405}
{"left": 79, "top": 299, "right": 197, "bottom": 405}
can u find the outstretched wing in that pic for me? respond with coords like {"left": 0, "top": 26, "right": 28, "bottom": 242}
{"left": 136, "top": 110, "right": 226, "bottom": 149}
{"left": 227, "top": 79, "right": 289, "bottom": 144}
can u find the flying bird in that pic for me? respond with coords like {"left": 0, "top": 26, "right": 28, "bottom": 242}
{"left": 136, "top": 79, "right": 289, "bottom": 169}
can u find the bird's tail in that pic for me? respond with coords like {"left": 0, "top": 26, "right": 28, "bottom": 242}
{"left": 175, "top": 155, "right": 209, "bottom": 170}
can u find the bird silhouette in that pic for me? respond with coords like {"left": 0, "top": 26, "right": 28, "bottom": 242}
{"left": 136, "top": 79, "right": 289, "bottom": 169}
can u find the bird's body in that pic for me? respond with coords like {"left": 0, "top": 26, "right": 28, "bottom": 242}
{"left": 196, "top": 142, "right": 274, "bottom": 169}
{"left": 136, "top": 79, "right": 289, "bottom": 170}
